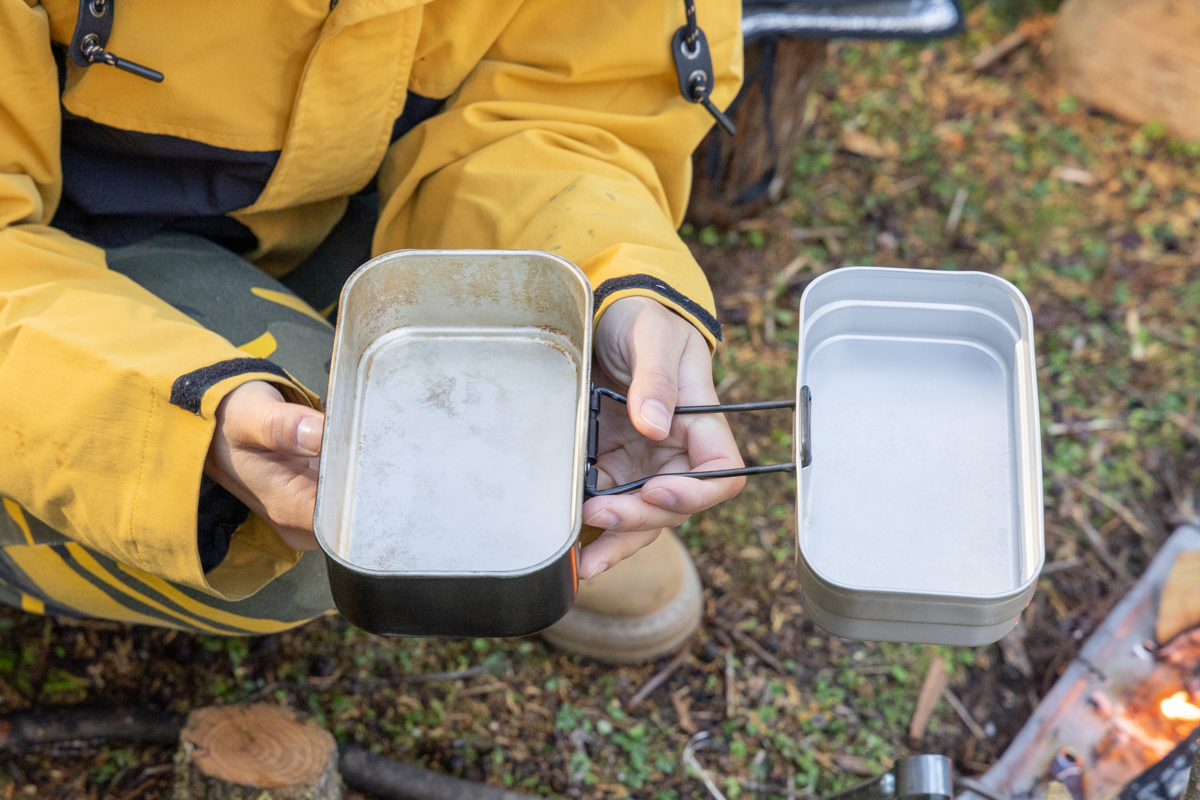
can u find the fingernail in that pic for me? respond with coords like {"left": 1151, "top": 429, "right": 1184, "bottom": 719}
{"left": 584, "top": 562, "right": 610, "bottom": 580}
{"left": 296, "top": 417, "right": 323, "bottom": 455}
{"left": 585, "top": 509, "right": 618, "bottom": 529}
{"left": 640, "top": 399, "right": 672, "bottom": 435}
{"left": 644, "top": 487, "right": 677, "bottom": 509}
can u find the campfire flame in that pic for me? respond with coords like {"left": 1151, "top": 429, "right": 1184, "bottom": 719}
{"left": 1160, "top": 691, "right": 1200, "bottom": 721}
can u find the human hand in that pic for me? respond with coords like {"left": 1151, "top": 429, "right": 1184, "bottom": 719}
{"left": 204, "top": 381, "right": 324, "bottom": 550}
{"left": 581, "top": 296, "right": 745, "bottom": 579}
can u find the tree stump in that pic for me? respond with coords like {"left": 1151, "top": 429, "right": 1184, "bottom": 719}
{"left": 1055, "top": 0, "right": 1200, "bottom": 142}
{"left": 688, "top": 37, "right": 827, "bottom": 228}
{"left": 173, "top": 705, "right": 340, "bottom": 800}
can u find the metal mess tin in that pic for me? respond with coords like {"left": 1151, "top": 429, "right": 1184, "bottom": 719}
{"left": 794, "top": 267, "right": 1044, "bottom": 646}
{"left": 315, "top": 252, "right": 1043, "bottom": 646}
{"left": 314, "top": 250, "right": 593, "bottom": 637}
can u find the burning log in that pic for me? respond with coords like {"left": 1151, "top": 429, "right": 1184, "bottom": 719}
{"left": 961, "top": 528, "right": 1200, "bottom": 800}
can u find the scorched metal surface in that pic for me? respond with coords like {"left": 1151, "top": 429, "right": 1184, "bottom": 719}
{"left": 313, "top": 250, "right": 592, "bottom": 637}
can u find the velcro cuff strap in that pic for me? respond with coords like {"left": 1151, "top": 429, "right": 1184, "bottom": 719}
{"left": 593, "top": 274, "right": 723, "bottom": 342}
{"left": 170, "top": 358, "right": 293, "bottom": 415}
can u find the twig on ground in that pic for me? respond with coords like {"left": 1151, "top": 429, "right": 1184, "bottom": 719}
{"left": 112, "top": 764, "right": 174, "bottom": 800}
{"left": 1042, "top": 557, "right": 1084, "bottom": 574}
{"left": 970, "top": 30, "right": 1029, "bottom": 71}
{"left": 1060, "top": 473, "right": 1152, "bottom": 538}
{"left": 458, "top": 681, "right": 509, "bottom": 697}
{"left": 945, "top": 188, "right": 969, "bottom": 236}
{"left": 1168, "top": 412, "right": 1200, "bottom": 442}
{"left": 725, "top": 651, "right": 737, "bottom": 719}
{"left": 1045, "top": 418, "right": 1120, "bottom": 436}
{"left": 683, "top": 732, "right": 730, "bottom": 800}
{"left": 791, "top": 226, "right": 847, "bottom": 242}
{"left": 1147, "top": 323, "right": 1200, "bottom": 355}
{"left": 628, "top": 645, "right": 692, "bottom": 709}
{"left": 909, "top": 656, "right": 947, "bottom": 741}
{"left": 671, "top": 687, "right": 699, "bottom": 735}
{"left": 730, "top": 629, "right": 786, "bottom": 674}
{"left": 998, "top": 619, "right": 1034, "bottom": 678}
{"left": 941, "top": 686, "right": 989, "bottom": 740}
{"left": 891, "top": 175, "right": 924, "bottom": 195}
{"left": 247, "top": 658, "right": 510, "bottom": 702}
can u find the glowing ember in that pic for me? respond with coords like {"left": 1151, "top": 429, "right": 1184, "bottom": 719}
{"left": 1160, "top": 691, "right": 1200, "bottom": 721}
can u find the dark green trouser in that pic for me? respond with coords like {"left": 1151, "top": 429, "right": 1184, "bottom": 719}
{"left": 0, "top": 197, "right": 378, "bottom": 634}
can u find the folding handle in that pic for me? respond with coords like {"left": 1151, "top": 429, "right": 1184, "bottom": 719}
{"left": 584, "top": 386, "right": 806, "bottom": 498}
{"left": 799, "top": 385, "right": 812, "bottom": 470}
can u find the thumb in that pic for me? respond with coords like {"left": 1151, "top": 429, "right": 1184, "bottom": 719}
{"left": 219, "top": 381, "right": 325, "bottom": 457}
{"left": 625, "top": 315, "right": 689, "bottom": 442}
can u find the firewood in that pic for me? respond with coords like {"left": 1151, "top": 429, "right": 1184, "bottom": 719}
{"left": 1157, "top": 550, "right": 1200, "bottom": 644}
{"left": 1055, "top": 0, "right": 1200, "bottom": 142}
{"left": 173, "top": 704, "right": 340, "bottom": 800}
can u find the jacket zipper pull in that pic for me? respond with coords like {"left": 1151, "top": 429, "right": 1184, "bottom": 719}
{"left": 69, "top": 0, "right": 164, "bottom": 83}
{"left": 80, "top": 33, "right": 164, "bottom": 82}
{"left": 671, "top": 0, "right": 735, "bottom": 135}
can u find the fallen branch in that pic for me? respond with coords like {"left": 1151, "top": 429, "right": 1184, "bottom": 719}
{"left": 0, "top": 707, "right": 533, "bottom": 800}
{"left": 340, "top": 746, "right": 529, "bottom": 800}
{"left": 0, "top": 707, "right": 182, "bottom": 749}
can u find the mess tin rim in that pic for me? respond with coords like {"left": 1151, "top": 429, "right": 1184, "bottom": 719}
{"left": 794, "top": 266, "right": 1045, "bottom": 605}
{"left": 312, "top": 248, "right": 594, "bottom": 580}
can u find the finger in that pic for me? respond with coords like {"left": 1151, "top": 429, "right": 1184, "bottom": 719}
{"left": 639, "top": 471, "right": 745, "bottom": 516}
{"left": 225, "top": 387, "right": 325, "bottom": 457}
{"left": 582, "top": 493, "right": 691, "bottom": 534}
{"left": 625, "top": 309, "right": 690, "bottom": 442}
{"left": 579, "top": 528, "right": 662, "bottom": 579}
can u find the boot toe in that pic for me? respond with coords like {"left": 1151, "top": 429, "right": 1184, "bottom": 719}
{"left": 541, "top": 529, "right": 702, "bottom": 664}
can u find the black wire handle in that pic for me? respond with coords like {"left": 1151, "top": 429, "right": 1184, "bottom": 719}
{"left": 584, "top": 386, "right": 810, "bottom": 498}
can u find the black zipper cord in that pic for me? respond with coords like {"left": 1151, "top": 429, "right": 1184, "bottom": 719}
{"left": 683, "top": 0, "right": 699, "bottom": 47}
{"left": 69, "top": 0, "right": 163, "bottom": 82}
{"left": 670, "top": 0, "right": 736, "bottom": 135}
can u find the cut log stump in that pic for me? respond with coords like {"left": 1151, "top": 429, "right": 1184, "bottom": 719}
{"left": 1055, "top": 0, "right": 1200, "bottom": 142}
{"left": 174, "top": 704, "right": 340, "bottom": 800}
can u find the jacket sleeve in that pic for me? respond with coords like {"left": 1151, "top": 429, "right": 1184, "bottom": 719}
{"left": 0, "top": 1, "right": 309, "bottom": 600}
{"left": 375, "top": 0, "right": 743, "bottom": 347}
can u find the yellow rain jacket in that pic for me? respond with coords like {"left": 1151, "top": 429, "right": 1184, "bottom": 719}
{"left": 0, "top": 0, "right": 742, "bottom": 602}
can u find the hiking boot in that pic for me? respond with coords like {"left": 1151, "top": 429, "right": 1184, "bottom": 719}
{"left": 542, "top": 529, "right": 702, "bottom": 664}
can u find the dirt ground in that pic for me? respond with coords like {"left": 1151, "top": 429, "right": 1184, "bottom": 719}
{"left": 2, "top": 6, "right": 1199, "bottom": 798}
